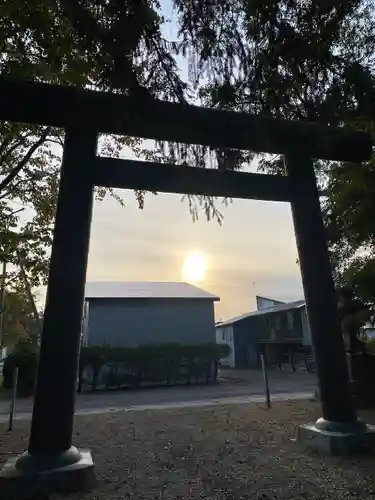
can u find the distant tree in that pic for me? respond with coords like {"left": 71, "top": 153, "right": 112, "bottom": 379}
{"left": 1, "top": 289, "right": 39, "bottom": 346}
{"left": 323, "top": 136, "right": 375, "bottom": 312}
{"left": 172, "top": 0, "right": 375, "bottom": 169}
{"left": 337, "top": 286, "right": 371, "bottom": 352}
{"left": 2, "top": 340, "right": 39, "bottom": 395}
{"left": 2, "top": 0, "right": 375, "bottom": 288}
{"left": 0, "top": 0, "right": 185, "bottom": 287}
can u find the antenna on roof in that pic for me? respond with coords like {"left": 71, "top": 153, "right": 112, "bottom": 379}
{"left": 253, "top": 281, "right": 257, "bottom": 310}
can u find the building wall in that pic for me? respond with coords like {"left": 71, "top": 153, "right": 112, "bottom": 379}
{"left": 81, "top": 300, "right": 90, "bottom": 346}
{"left": 257, "top": 309, "right": 304, "bottom": 343}
{"left": 0, "top": 347, "right": 8, "bottom": 360}
{"left": 364, "top": 328, "right": 375, "bottom": 340}
{"left": 226, "top": 308, "right": 307, "bottom": 369}
{"left": 300, "top": 307, "right": 312, "bottom": 346}
{"left": 86, "top": 298, "right": 216, "bottom": 347}
{"left": 215, "top": 325, "right": 235, "bottom": 367}
{"left": 256, "top": 297, "right": 285, "bottom": 311}
{"left": 233, "top": 317, "right": 258, "bottom": 369}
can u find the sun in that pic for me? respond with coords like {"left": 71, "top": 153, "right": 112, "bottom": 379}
{"left": 182, "top": 253, "right": 207, "bottom": 282}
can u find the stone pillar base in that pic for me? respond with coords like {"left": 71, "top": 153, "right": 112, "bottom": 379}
{"left": 0, "top": 448, "right": 95, "bottom": 500}
{"left": 297, "top": 423, "right": 375, "bottom": 455}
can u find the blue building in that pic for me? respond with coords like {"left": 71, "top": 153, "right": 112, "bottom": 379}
{"left": 82, "top": 281, "right": 219, "bottom": 348}
{"left": 215, "top": 296, "right": 312, "bottom": 368}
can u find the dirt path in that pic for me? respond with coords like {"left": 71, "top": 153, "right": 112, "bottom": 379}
{"left": 0, "top": 369, "right": 317, "bottom": 416}
{"left": 1, "top": 401, "right": 375, "bottom": 499}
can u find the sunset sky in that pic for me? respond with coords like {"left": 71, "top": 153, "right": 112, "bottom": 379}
{"left": 87, "top": 184, "right": 303, "bottom": 321}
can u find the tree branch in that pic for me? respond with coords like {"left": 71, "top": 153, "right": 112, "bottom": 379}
{"left": 0, "top": 134, "right": 15, "bottom": 160}
{"left": 0, "top": 178, "right": 28, "bottom": 200}
{"left": 0, "top": 127, "right": 51, "bottom": 194}
{"left": 0, "top": 132, "right": 34, "bottom": 165}
{"left": 46, "top": 136, "right": 64, "bottom": 148}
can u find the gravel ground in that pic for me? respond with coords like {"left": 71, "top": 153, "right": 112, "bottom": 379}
{"left": 1, "top": 401, "right": 375, "bottom": 499}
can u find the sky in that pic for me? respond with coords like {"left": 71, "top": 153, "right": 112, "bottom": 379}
{"left": 88, "top": 187, "right": 303, "bottom": 321}
{"left": 29, "top": 0, "right": 304, "bottom": 321}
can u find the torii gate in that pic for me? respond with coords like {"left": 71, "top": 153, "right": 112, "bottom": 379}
{"left": 0, "top": 80, "right": 373, "bottom": 498}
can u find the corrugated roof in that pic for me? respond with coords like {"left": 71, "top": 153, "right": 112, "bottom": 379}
{"left": 216, "top": 299, "right": 305, "bottom": 327}
{"left": 85, "top": 281, "right": 220, "bottom": 301}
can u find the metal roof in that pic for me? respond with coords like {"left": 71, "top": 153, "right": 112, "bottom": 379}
{"left": 216, "top": 300, "right": 305, "bottom": 327}
{"left": 85, "top": 281, "right": 220, "bottom": 301}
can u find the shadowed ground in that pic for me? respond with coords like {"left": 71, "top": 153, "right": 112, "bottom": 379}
{"left": 2, "top": 400, "right": 375, "bottom": 499}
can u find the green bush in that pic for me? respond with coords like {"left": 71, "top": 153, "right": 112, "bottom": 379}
{"left": 79, "top": 342, "right": 230, "bottom": 391}
{"left": 2, "top": 341, "right": 39, "bottom": 396}
{"left": 78, "top": 345, "right": 111, "bottom": 391}
{"left": 1, "top": 341, "right": 230, "bottom": 395}
{"left": 346, "top": 341, "right": 375, "bottom": 408}
{"left": 366, "top": 339, "right": 375, "bottom": 356}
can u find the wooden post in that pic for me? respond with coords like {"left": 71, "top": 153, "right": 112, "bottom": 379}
{"left": 346, "top": 353, "right": 353, "bottom": 383}
{"left": 290, "top": 346, "right": 296, "bottom": 372}
{"left": 261, "top": 354, "right": 271, "bottom": 409}
{"left": 8, "top": 367, "right": 18, "bottom": 431}
{"left": 0, "top": 260, "right": 6, "bottom": 347}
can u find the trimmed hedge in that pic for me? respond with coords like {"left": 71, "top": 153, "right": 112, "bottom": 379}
{"left": 2, "top": 341, "right": 39, "bottom": 396}
{"left": 2, "top": 342, "right": 230, "bottom": 395}
{"left": 79, "top": 343, "right": 230, "bottom": 391}
{"left": 366, "top": 338, "right": 375, "bottom": 355}
{"left": 346, "top": 339, "right": 375, "bottom": 408}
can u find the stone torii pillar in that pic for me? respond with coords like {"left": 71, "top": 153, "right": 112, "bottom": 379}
{"left": 0, "top": 128, "right": 97, "bottom": 498}
{"left": 285, "top": 151, "right": 375, "bottom": 454}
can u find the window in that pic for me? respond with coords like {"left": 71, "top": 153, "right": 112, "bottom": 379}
{"left": 221, "top": 329, "right": 232, "bottom": 342}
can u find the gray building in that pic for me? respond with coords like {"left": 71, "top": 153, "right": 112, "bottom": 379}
{"left": 216, "top": 296, "right": 312, "bottom": 369}
{"left": 82, "top": 281, "right": 219, "bottom": 347}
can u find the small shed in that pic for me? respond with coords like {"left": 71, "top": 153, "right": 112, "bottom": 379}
{"left": 82, "top": 281, "right": 219, "bottom": 347}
